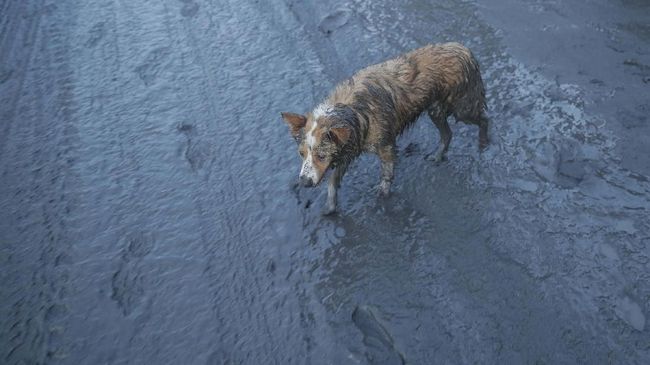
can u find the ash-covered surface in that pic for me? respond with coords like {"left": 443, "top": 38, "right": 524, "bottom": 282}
{"left": 1, "top": 0, "right": 649, "bottom": 364}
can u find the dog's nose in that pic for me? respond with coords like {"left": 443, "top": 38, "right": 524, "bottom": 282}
{"left": 300, "top": 175, "right": 314, "bottom": 187}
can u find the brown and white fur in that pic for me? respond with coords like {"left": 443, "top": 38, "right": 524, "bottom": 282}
{"left": 282, "top": 43, "right": 488, "bottom": 215}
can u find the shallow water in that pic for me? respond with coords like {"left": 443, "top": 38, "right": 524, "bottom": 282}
{"left": 1, "top": 0, "right": 649, "bottom": 364}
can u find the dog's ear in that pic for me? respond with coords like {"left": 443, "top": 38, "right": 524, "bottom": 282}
{"left": 329, "top": 126, "right": 351, "bottom": 145}
{"left": 281, "top": 112, "right": 307, "bottom": 136}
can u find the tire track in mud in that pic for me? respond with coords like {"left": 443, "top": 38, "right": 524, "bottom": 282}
{"left": 58, "top": 0, "right": 212, "bottom": 362}
{"left": 52, "top": 1, "right": 167, "bottom": 361}
{"left": 158, "top": 0, "right": 340, "bottom": 362}
{"left": 1, "top": 1, "right": 80, "bottom": 363}
{"left": 160, "top": 0, "right": 219, "bottom": 179}
{"left": 283, "top": 1, "right": 352, "bottom": 85}
{"left": 0, "top": 0, "right": 44, "bottom": 155}
{"left": 0, "top": 0, "right": 18, "bottom": 52}
{"left": 165, "top": 0, "right": 280, "bottom": 359}
{"left": 4, "top": 0, "right": 183, "bottom": 362}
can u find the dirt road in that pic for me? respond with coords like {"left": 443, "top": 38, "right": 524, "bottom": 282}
{"left": 1, "top": 0, "right": 649, "bottom": 364}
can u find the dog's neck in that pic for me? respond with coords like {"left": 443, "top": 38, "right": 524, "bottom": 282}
{"left": 326, "top": 103, "right": 364, "bottom": 168}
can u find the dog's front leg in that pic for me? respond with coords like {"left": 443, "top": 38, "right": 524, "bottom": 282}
{"left": 378, "top": 145, "right": 395, "bottom": 196}
{"left": 324, "top": 163, "right": 348, "bottom": 215}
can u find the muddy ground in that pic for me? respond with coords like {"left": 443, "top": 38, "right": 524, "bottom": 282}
{"left": 1, "top": 0, "right": 649, "bottom": 364}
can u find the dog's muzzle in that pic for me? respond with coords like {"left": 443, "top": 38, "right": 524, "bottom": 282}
{"left": 299, "top": 175, "right": 314, "bottom": 187}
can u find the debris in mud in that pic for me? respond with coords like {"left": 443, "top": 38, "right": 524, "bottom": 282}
{"left": 614, "top": 296, "right": 646, "bottom": 331}
{"left": 352, "top": 305, "right": 406, "bottom": 365}
{"left": 318, "top": 9, "right": 351, "bottom": 35}
{"left": 556, "top": 141, "right": 590, "bottom": 188}
{"left": 177, "top": 122, "right": 194, "bottom": 134}
{"left": 180, "top": 1, "right": 200, "bottom": 18}
{"left": 623, "top": 58, "right": 650, "bottom": 71}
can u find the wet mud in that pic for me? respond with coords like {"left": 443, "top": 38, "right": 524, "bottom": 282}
{"left": 1, "top": 0, "right": 649, "bottom": 364}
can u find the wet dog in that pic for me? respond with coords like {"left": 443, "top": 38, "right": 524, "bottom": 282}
{"left": 282, "top": 43, "right": 488, "bottom": 214}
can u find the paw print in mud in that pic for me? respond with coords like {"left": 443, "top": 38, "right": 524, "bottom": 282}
{"left": 179, "top": 0, "right": 200, "bottom": 18}
{"left": 111, "top": 233, "right": 155, "bottom": 316}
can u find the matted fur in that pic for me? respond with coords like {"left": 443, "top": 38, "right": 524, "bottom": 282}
{"left": 282, "top": 42, "right": 488, "bottom": 214}
{"left": 325, "top": 42, "right": 486, "bottom": 151}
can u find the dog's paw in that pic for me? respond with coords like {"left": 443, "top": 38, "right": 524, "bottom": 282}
{"left": 322, "top": 206, "right": 338, "bottom": 216}
{"left": 479, "top": 138, "right": 489, "bottom": 151}
{"left": 425, "top": 153, "right": 446, "bottom": 164}
{"left": 377, "top": 182, "right": 391, "bottom": 197}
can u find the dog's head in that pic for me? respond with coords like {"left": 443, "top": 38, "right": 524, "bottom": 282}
{"left": 281, "top": 104, "right": 351, "bottom": 187}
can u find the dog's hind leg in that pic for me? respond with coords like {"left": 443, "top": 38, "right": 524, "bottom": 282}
{"left": 477, "top": 113, "right": 489, "bottom": 150}
{"left": 378, "top": 144, "right": 396, "bottom": 197}
{"left": 428, "top": 107, "right": 452, "bottom": 163}
{"left": 453, "top": 96, "right": 489, "bottom": 151}
{"left": 324, "top": 163, "right": 348, "bottom": 215}
{"left": 458, "top": 110, "right": 489, "bottom": 150}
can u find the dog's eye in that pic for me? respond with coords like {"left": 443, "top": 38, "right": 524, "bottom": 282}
{"left": 299, "top": 150, "right": 305, "bottom": 158}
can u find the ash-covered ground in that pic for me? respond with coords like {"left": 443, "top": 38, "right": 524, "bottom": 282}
{"left": 1, "top": 0, "right": 649, "bottom": 364}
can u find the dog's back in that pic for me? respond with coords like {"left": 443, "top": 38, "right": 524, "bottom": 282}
{"left": 326, "top": 43, "right": 487, "bottom": 149}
